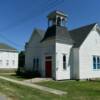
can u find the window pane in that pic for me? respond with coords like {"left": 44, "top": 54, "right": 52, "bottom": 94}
{"left": 97, "top": 57, "right": 100, "bottom": 69}
{"left": 63, "top": 55, "right": 66, "bottom": 62}
{"left": 97, "top": 64, "right": 100, "bottom": 69}
{"left": 93, "top": 57, "right": 96, "bottom": 63}
{"left": 97, "top": 57, "right": 100, "bottom": 63}
{"left": 33, "top": 58, "right": 36, "bottom": 70}
{"left": 93, "top": 64, "right": 96, "bottom": 69}
{"left": 93, "top": 56, "right": 96, "bottom": 69}
{"left": 63, "top": 55, "right": 66, "bottom": 69}
{"left": 93, "top": 56, "right": 100, "bottom": 70}
{"left": 37, "top": 58, "right": 39, "bottom": 64}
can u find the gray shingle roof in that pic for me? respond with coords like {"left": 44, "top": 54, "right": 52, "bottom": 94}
{"left": 0, "top": 43, "right": 17, "bottom": 51}
{"left": 35, "top": 29, "right": 45, "bottom": 39}
{"left": 28, "top": 28, "right": 45, "bottom": 44}
{"left": 33, "top": 23, "right": 97, "bottom": 48}
{"left": 70, "top": 23, "right": 96, "bottom": 47}
{"left": 41, "top": 25, "right": 74, "bottom": 44}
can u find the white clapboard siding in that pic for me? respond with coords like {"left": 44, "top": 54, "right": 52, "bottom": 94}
{"left": 56, "top": 43, "right": 72, "bottom": 80}
{"left": 79, "top": 25, "right": 100, "bottom": 79}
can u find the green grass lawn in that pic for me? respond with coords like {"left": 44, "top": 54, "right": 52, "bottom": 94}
{"left": 0, "top": 73, "right": 34, "bottom": 81}
{"left": 36, "top": 80, "right": 100, "bottom": 100}
{"left": 0, "top": 73, "right": 24, "bottom": 81}
{"left": 1, "top": 73, "right": 100, "bottom": 100}
{"left": 0, "top": 79, "right": 60, "bottom": 100}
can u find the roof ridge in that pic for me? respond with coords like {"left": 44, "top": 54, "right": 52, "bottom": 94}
{"left": 70, "top": 23, "right": 97, "bottom": 48}
{"left": 70, "top": 23, "right": 96, "bottom": 32}
{"left": 35, "top": 28, "right": 45, "bottom": 31}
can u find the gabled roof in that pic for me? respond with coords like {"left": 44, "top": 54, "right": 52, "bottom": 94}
{"left": 35, "top": 29, "right": 45, "bottom": 39}
{"left": 0, "top": 43, "right": 17, "bottom": 51}
{"left": 28, "top": 28, "right": 45, "bottom": 44}
{"left": 41, "top": 25, "right": 74, "bottom": 44}
{"left": 30, "top": 22, "right": 97, "bottom": 48}
{"left": 70, "top": 23, "right": 96, "bottom": 47}
{"left": 41, "top": 23, "right": 97, "bottom": 47}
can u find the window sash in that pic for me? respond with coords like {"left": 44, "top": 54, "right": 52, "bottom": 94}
{"left": 63, "top": 55, "right": 67, "bottom": 70}
{"left": 93, "top": 56, "right": 100, "bottom": 70}
{"left": 33, "top": 58, "right": 39, "bottom": 71}
{"left": 63, "top": 62, "right": 66, "bottom": 69}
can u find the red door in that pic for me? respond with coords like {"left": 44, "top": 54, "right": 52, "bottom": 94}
{"left": 45, "top": 56, "right": 52, "bottom": 77}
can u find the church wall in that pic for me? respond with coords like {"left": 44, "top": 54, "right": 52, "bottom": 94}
{"left": 55, "top": 42, "right": 72, "bottom": 80}
{"left": 79, "top": 25, "right": 100, "bottom": 79}
{"left": 41, "top": 38, "right": 56, "bottom": 78}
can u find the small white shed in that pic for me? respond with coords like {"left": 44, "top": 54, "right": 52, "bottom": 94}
{"left": 0, "top": 43, "right": 18, "bottom": 70}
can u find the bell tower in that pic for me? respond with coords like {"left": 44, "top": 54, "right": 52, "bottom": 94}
{"left": 47, "top": 11, "right": 67, "bottom": 27}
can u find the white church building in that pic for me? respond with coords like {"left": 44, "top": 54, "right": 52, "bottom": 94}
{"left": 25, "top": 11, "right": 100, "bottom": 80}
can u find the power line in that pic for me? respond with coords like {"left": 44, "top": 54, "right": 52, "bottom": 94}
{"left": 0, "top": 0, "right": 65, "bottom": 50}
{"left": 0, "top": 0, "right": 64, "bottom": 32}
{"left": 0, "top": 33, "right": 23, "bottom": 48}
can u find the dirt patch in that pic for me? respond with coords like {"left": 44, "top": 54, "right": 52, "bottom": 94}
{"left": 23, "top": 78, "right": 52, "bottom": 83}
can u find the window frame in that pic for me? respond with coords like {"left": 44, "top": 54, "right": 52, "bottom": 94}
{"left": 93, "top": 56, "right": 100, "bottom": 70}
{"left": 63, "top": 54, "right": 67, "bottom": 70}
{"left": 36, "top": 58, "right": 39, "bottom": 71}
{"left": 33, "top": 58, "right": 39, "bottom": 71}
{"left": 93, "top": 56, "right": 96, "bottom": 69}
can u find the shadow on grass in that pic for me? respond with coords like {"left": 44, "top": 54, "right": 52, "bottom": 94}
{"left": 15, "top": 70, "right": 41, "bottom": 80}
{"left": 89, "top": 79, "right": 100, "bottom": 83}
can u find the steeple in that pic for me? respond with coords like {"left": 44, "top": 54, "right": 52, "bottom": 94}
{"left": 47, "top": 11, "right": 67, "bottom": 27}
{"left": 41, "top": 11, "right": 73, "bottom": 44}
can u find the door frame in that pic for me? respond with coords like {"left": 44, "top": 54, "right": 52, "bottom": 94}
{"left": 45, "top": 56, "right": 52, "bottom": 77}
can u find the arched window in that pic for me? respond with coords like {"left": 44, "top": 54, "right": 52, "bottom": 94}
{"left": 52, "top": 18, "right": 56, "bottom": 25}
{"left": 33, "top": 58, "right": 36, "bottom": 71}
{"left": 93, "top": 56, "right": 96, "bottom": 69}
{"left": 97, "top": 57, "right": 100, "bottom": 69}
{"left": 33, "top": 58, "right": 39, "bottom": 71}
{"left": 57, "top": 17, "right": 61, "bottom": 26}
{"left": 63, "top": 55, "right": 66, "bottom": 69}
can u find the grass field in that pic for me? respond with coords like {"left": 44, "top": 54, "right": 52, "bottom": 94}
{"left": 36, "top": 80, "right": 100, "bottom": 100}
{"left": 0, "top": 73, "right": 31, "bottom": 81}
{"left": 0, "top": 73, "right": 100, "bottom": 100}
{"left": 0, "top": 79, "right": 60, "bottom": 100}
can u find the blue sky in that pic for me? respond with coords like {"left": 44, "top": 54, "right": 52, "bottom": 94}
{"left": 0, "top": 0, "right": 100, "bottom": 50}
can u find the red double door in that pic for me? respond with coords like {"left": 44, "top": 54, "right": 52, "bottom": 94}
{"left": 45, "top": 56, "right": 52, "bottom": 77}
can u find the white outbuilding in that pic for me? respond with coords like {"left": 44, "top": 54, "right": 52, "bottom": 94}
{"left": 0, "top": 43, "right": 18, "bottom": 70}
{"left": 25, "top": 11, "right": 100, "bottom": 80}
